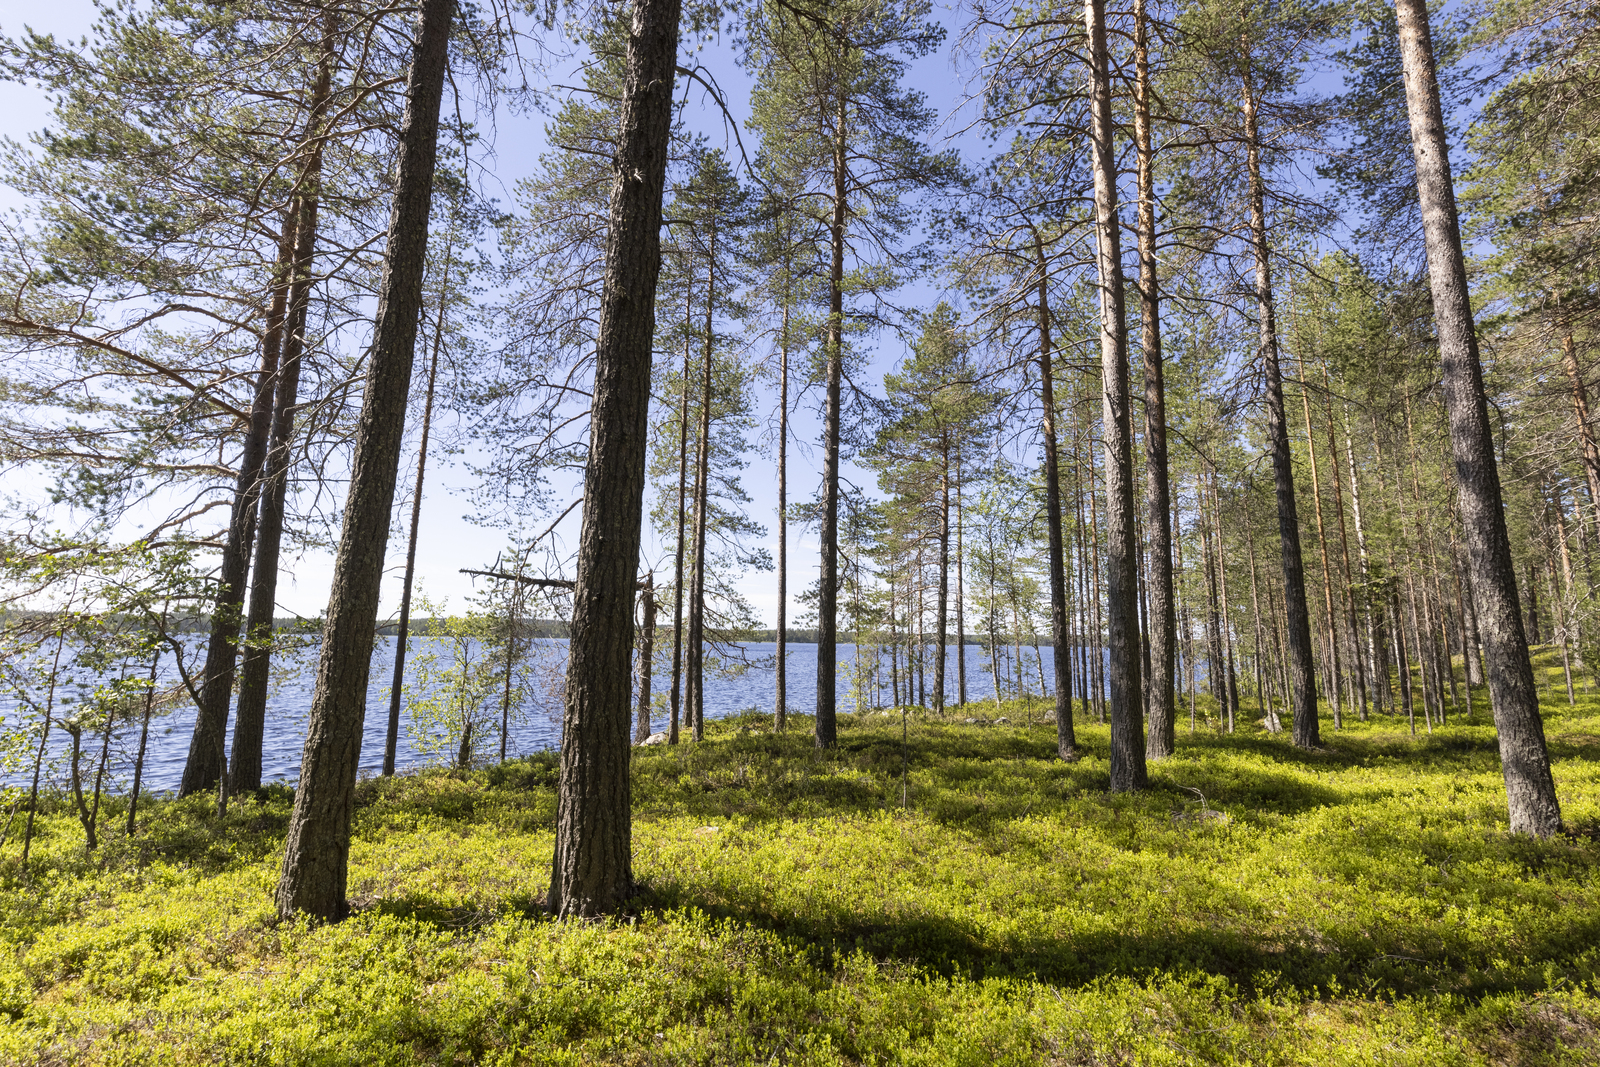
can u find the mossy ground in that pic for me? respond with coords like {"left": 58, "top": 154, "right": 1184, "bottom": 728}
{"left": 3, "top": 650, "right": 1599, "bottom": 1064}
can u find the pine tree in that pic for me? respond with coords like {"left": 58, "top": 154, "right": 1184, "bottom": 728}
{"left": 868, "top": 305, "right": 995, "bottom": 713}
{"left": 1392, "top": 0, "right": 1563, "bottom": 836}
{"left": 745, "top": 0, "right": 961, "bottom": 749}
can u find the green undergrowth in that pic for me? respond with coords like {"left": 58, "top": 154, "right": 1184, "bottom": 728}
{"left": 2, "top": 651, "right": 1599, "bottom": 1064}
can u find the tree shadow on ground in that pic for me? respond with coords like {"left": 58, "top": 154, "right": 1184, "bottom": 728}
{"left": 633, "top": 869, "right": 1600, "bottom": 1003}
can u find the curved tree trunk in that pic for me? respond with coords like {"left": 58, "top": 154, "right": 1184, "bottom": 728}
{"left": 274, "top": 0, "right": 453, "bottom": 921}
{"left": 1394, "top": 0, "right": 1562, "bottom": 835}
{"left": 546, "top": 0, "right": 681, "bottom": 916}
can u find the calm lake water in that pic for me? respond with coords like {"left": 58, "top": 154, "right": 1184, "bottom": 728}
{"left": 7, "top": 636, "right": 1081, "bottom": 794}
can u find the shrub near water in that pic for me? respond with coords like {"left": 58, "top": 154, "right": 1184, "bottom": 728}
{"left": 1, "top": 668, "right": 1599, "bottom": 1063}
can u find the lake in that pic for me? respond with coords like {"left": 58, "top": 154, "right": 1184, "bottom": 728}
{"left": 6, "top": 635, "right": 1085, "bottom": 794}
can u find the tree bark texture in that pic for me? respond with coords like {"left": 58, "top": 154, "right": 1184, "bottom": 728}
{"left": 547, "top": 0, "right": 681, "bottom": 916}
{"left": 274, "top": 0, "right": 453, "bottom": 921}
{"left": 230, "top": 183, "right": 320, "bottom": 794}
{"left": 1394, "top": 0, "right": 1562, "bottom": 835}
{"left": 1086, "top": 0, "right": 1146, "bottom": 790}
{"left": 231, "top": 14, "right": 340, "bottom": 794}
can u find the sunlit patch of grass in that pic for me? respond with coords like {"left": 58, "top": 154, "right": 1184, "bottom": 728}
{"left": 1, "top": 649, "right": 1597, "bottom": 1063}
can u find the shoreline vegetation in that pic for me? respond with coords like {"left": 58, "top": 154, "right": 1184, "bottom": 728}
{"left": 0, "top": 609, "right": 1065, "bottom": 644}
{"left": 1, "top": 647, "right": 1595, "bottom": 1064}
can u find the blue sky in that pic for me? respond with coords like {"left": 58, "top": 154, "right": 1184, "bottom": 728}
{"left": 0, "top": 0, "right": 986, "bottom": 623}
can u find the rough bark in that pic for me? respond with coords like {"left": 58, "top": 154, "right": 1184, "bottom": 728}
{"left": 1395, "top": 0, "right": 1562, "bottom": 835}
{"left": 1086, "top": 0, "right": 1145, "bottom": 789}
{"left": 545, "top": 0, "right": 681, "bottom": 915}
{"left": 274, "top": 0, "right": 453, "bottom": 921}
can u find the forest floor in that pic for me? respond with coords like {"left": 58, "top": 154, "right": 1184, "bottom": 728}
{"left": 3, "top": 650, "right": 1599, "bottom": 1065}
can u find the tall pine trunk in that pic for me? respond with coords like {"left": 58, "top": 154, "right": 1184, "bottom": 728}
{"left": 775, "top": 278, "right": 789, "bottom": 731}
{"left": 1086, "top": 0, "right": 1145, "bottom": 789}
{"left": 547, "top": 0, "right": 682, "bottom": 915}
{"left": 816, "top": 91, "right": 848, "bottom": 750}
{"left": 688, "top": 282, "right": 714, "bottom": 743}
{"left": 1243, "top": 69, "right": 1318, "bottom": 749}
{"left": 669, "top": 306, "right": 691, "bottom": 745}
{"left": 1133, "top": 0, "right": 1175, "bottom": 760}
{"left": 1036, "top": 238, "right": 1075, "bottom": 757}
{"left": 1560, "top": 325, "right": 1600, "bottom": 531}
{"left": 1296, "top": 352, "right": 1343, "bottom": 729}
{"left": 956, "top": 454, "right": 968, "bottom": 707}
{"left": 1322, "top": 368, "right": 1367, "bottom": 719}
{"left": 1394, "top": 0, "right": 1561, "bottom": 835}
{"left": 275, "top": 0, "right": 453, "bottom": 921}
